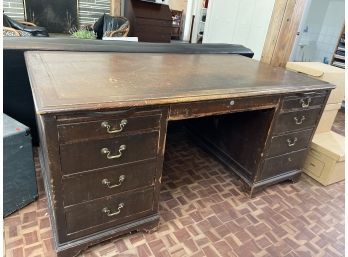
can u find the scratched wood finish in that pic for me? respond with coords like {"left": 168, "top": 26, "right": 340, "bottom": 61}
{"left": 260, "top": 149, "right": 307, "bottom": 180}
{"left": 62, "top": 159, "right": 157, "bottom": 206}
{"left": 25, "top": 52, "right": 332, "bottom": 114}
{"left": 273, "top": 107, "right": 322, "bottom": 134}
{"left": 60, "top": 131, "right": 159, "bottom": 174}
{"left": 26, "top": 52, "right": 335, "bottom": 257}
{"left": 65, "top": 187, "right": 155, "bottom": 236}
{"left": 266, "top": 128, "right": 313, "bottom": 157}
{"left": 281, "top": 91, "right": 327, "bottom": 110}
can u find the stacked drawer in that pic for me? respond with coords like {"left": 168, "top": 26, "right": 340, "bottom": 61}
{"left": 56, "top": 109, "right": 163, "bottom": 238}
{"left": 258, "top": 91, "right": 328, "bottom": 181}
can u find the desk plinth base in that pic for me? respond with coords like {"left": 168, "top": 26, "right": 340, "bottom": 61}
{"left": 243, "top": 171, "right": 302, "bottom": 197}
{"left": 55, "top": 215, "right": 160, "bottom": 257}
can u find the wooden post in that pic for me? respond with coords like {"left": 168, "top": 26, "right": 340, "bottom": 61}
{"left": 261, "top": 0, "right": 308, "bottom": 67}
{"left": 110, "top": 0, "right": 121, "bottom": 16}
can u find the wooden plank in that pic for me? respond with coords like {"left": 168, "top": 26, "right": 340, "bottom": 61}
{"left": 260, "top": 0, "right": 288, "bottom": 64}
{"left": 261, "top": 0, "right": 308, "bottom": 67}
{"left": 110, "top": 0, "right": 121, "bottom": 16}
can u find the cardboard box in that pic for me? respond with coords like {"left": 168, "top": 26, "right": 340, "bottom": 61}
{"left": 315, "top": 103, "right": 341, "bottom": 133}
{"left": 286, "top": 62, "right": 345, "bottom": 104}
{"left": 303, "top": 131, "right": 345, "bottom": 186}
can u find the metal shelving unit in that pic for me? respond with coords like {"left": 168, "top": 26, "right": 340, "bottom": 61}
{"left": 331, "top": 25, "right": 345, "bottom": 69}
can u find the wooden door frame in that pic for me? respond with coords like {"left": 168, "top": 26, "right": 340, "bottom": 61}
{"left": 110, "top": 0, "right": 121, "bottom": 16}
{"left": 261, "top": 0, "right": 308, "bottom": 67}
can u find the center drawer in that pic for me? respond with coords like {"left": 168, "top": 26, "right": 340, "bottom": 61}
{"left": 65, "top": 187, "right": 154, "bottom": 235}
{"left": 62, "top": 160, "right": 157, "bottom": 206}
{"left": 60, "top": 131, "right": 159, "bottom": 175}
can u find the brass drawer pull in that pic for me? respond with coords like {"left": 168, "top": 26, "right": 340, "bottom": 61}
{"left": 294, "top": 116, "right": 305, "bottom": 125}
{"left": 102, "top": 203, "right": 124, "bottom": 217}
{"left": 102, "top": 175, "right": 125, "bottom": 188}
{"left": 287, "top": 137, "right": 298, "bottom": 146}
{"left": 300, "top": 97, "right": 311, "bottom": 108}
{"left": 101, "top": 145, "right": 126, "bottom": 159}
{"left": 101, "top": 119, "right": 127, "bottom": 134}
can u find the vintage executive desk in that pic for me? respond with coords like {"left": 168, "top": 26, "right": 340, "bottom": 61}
{"left": 25, "top": 51, "right": 334, "bottom": 256}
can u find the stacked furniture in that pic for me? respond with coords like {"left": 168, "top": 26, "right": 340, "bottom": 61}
{"left": 170, "top": 9, "right": 183, "bottom": 39}
{"left": 331, "top": 25, "right": 345, "bottom": 69}
{"left": 124, "top": 0, "right": 172, "bottom": 42}
{"left": 25, "top": 51, "right": 333, "bottom": 256}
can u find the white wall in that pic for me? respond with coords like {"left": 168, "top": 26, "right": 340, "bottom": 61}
{"left": 202, "top": 0, "right": 276, "bottom": 60}
{"left": 168, "top": 0, "right": 188, "bottom": 11}
{"left": 291, "top": 0, "right": 345, "bottom": 62}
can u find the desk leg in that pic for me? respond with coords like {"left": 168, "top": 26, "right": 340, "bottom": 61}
{"left": 291, "top": 173, "right": 302, "bottom": 183}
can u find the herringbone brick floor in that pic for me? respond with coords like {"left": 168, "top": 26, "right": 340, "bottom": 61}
{"left": 4, "top": 127, "right": 345, "bottom": 257}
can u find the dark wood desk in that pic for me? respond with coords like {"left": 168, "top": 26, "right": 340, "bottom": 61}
{"left": 25, "top": 52, "right": 334, "bottom": 257}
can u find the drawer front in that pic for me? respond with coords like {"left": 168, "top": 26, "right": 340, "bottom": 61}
{"left": 273, "top": 108, "right": 322, "bottom": 134}
{"left": 303, "top": 151, "right": 325, "bottom": 178}
{"left": 267, "top": 128, "right": 313, "bottom": 157}
{"left": 60, "top": 131, "right": 159, "bottom": 175}
{"left": 282, "top": 92, "right": 327, "bottom": 110}
{"left": 260, "top": 149, "right": 307, "bottom": 180}
{"left": 62, "top": 160, "right": 157, "bottom": 206}
{"left": 169, "top": 96, "right": 278, "bottom": 120}
{"left": 65, "top": 187, "right": 154, "bottom": 234}
{"left": 58, "top": 114, "right": 161, "bottom": 143}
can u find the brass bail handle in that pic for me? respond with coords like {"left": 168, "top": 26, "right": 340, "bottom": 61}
{"left": 102, "top": 203, "right": 124, "bottom": 217}
{"left": 101, "top": 119, "right": 128, "bottom": 134}
{"left": 300, "top": 97, "right": 312, "bottom": 108}
{"left": 102, "top": 175, "right": 126, "bottom": 188}
{"left": 101, "top": 145, "right": 126, "bottom": 159}
{"left": 287, "top": 137, "right": 298, "bottom": 146}
{"left": 294, "top": 116, "right": 305, "bottom": 125}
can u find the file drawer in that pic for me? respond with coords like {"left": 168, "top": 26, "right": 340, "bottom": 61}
{"left": 260, "top": 149, "right": 307, "bottom": 180}
{"left": 60, "top": 131, "right": 159, "bottom": 175}
{"left": 65, "top": 187, "right": 154, "bottom": 235}
{"left": 62, "top": 159, "right": 157, "bottom": 206}
{"left": 273, "top": 108, "right": 322, "bottom": 134}
{"left": 267, "top": 128, "right": 313, "bottom": 157}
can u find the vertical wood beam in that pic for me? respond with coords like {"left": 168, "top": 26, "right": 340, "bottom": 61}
{"left": 261, "top": 0, "right": 308, "bottom": 67}
{"left": 110, "top": 0, "right": 121, "bottom": 16}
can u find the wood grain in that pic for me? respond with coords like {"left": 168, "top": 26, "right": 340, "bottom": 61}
{"left": 261, "top": 0, "right": 308, "bottom": 67}
{"left": 261, "top": 0, "right": 288, "bottom": 64}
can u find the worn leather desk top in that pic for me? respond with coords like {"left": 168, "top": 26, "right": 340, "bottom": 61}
{"left": 25, "top": 51, "right": 333, "bottom": 114}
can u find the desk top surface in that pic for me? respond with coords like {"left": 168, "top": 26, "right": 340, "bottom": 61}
{"left": 25, "top": 51, "right": 333, "bottom": 114}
